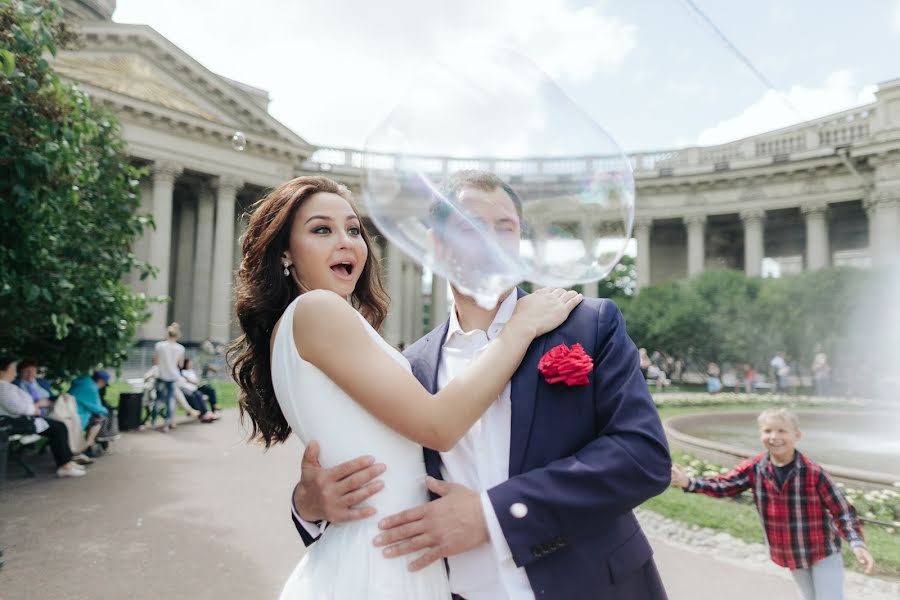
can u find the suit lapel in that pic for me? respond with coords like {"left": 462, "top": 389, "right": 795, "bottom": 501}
{"left": 408, "top": 320, "right": 450, "bottom": 481}
{"left": 508, "top": 288, "right": 546, "bottom": 477}
{"left": 509, "top": 335, "right": 546, "bottom": 477}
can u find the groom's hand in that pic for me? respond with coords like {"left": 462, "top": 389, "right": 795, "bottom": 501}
{"left": 292, "top": 440, "right": 386, "bottom": 523}
{"left": 374, "top": 477, "right": 488, "bottom": 571}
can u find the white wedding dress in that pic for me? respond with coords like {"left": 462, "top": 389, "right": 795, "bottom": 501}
{"left": 271, "top": 295, "right": 452, "bottom": 599}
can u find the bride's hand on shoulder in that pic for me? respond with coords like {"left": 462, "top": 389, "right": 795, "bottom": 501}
{"left": 509, "top": 288, "right": 583, "bottom": 339}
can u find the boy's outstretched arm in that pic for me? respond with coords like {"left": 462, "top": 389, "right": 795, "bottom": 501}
{"left": 676, "top": 457, "right": 756, "bottom": 498}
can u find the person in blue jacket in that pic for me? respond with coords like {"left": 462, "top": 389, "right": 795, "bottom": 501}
{"left": 68, "top": 371, "right": 110, "bottom": 456}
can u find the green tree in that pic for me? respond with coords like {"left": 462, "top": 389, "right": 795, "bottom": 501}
{"left": 753, "top": 266, "right": 869, "bottom": 366}
{"left": 622, "top": 266, "right": 876, "bottom": 376}
{"left": 598, "top": 253, "right": 636, "bottom": 300}
{"left": 0, "top": 0, "right": 152, "bottom": 381}
{"left": 619, "top": 278, "right": 708, "bottom": 359}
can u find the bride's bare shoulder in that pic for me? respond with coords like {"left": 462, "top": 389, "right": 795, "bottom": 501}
{"left": 292, "top": 290, "right": 367, "bottom": 358}
{"left": 294, "top": 289, "right": 354, "bottom": 320}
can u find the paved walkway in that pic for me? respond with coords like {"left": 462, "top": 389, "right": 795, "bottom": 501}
{"left": 0, "top": 410, "right": 822, "bottom": 599}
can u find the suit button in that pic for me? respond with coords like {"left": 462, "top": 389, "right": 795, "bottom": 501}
{"left": 510, "top": 502, "right": 528, "bottom": 519}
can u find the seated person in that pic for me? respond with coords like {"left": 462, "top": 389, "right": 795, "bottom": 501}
{"left": 175, "top": 361, "right": 218, "bottom": 423}
{"left": 68, "top": 371, "right": 110, "bottom": 456}
{"left": 143, "top": 365, "right": 204, "bottom": 424}
{"left": 646, "top": 363, "right": 670, "bottom": 392}
{"left": 0, "top": 356, "right": 89, "bottom": 476}
{"left": 91, "top": 370, "right": 120, "bottom": 442}
{"left": 181, "top": 358, "right": 219, "bottom": 413}
{"left": 15, "top": 359, "right": 86, "bottom": 453}
{"left": 13, "top": 358, "right": 54, "bottom": 416}
{"left": 198, "top": 339, "right": 221, "bottom": 380}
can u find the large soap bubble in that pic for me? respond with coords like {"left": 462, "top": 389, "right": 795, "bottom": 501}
{"left": 362, "top": 47, "right": 634, "bottom": 308}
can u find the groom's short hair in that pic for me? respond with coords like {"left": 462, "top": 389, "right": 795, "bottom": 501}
{"left": 430, "top": 170, "right": 524, "bottom": 235}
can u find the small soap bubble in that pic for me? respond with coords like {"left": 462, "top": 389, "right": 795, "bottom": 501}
{"left": 232, "top": 131, "right": 246, "bottom": 151}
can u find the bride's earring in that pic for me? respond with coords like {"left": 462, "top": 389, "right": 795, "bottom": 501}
{"left": 283, "top": 263, "right": 290, "bottom": 277}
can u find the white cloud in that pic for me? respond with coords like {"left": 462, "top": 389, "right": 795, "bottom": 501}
{"left": 696, "top": 70, "right": 877, "bottom": 146}
{"left": 894, "top": 0, "right": 900, "bottom": 33}
{"left": 114, "top": 0, "right": 635, "bottom": 149}
{"left": 489, "top": 0, "right": 636, "bottom": 84}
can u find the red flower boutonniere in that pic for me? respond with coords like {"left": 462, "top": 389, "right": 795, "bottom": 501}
{"left": 538, "top": 343, "right": 594, "bottom": 386}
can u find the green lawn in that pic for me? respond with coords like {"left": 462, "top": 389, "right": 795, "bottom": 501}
{"left": 105, "top": 380, "right": 240, "bottom": 410}
{"left": 645, "top": 401, "right": 900, "bottom": 580}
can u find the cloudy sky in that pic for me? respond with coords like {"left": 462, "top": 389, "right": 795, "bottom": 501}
{"left": 113, "top": 0, "right": 900, "bottom": 153}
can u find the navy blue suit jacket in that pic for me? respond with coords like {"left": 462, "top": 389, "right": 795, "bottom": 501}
{"left": 293, "top": 291, "right": 671, "bottom": 599}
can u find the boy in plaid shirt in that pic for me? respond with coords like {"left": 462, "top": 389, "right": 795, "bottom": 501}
{"left": 671, "top": 408, "right": 875, "bottom": 600}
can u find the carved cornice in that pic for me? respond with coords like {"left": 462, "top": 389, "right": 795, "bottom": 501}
{"left": 216, "top": 175, "right": 245, "bottom": 196}
{"left": 682, "top": 214, "right": 707, "bottom": 226}
{"left": 152, "top": 160, "right": 182, "bottom": 181}
{"left": 65, "top": 22, "right": 314, "bottom": 155}
{"left": 865, "top": 188, "right": 900, "bottom": 210}
{"left": 633, "top": 216, "right": 654, "bottom": 231}
{"left": 800, "top": 201, "right": 829, "bottom": 216}
{"left": 739, "top": 208, "right": 766, "bottom": 222}
{"left": 801, "top": 178, "right": 827, "bottom": 195}
{"left": 83, "top": 89, "right": 307, "bottom": 163}
{"left": 637, "top": 159, "right": 857, "bottom": 195}
{"left": 738, "top": 186, "right": 767, "bottom": 202}
{"left": 866, "top": 150, "right": 900, "bottom": 169}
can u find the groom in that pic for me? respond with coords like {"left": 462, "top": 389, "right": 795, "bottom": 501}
{"left": 290, "top": 171, "right": 671, "bottom": 599}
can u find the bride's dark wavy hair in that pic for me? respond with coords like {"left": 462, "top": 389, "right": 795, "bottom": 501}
{"left": 228, "top": 176, "right": 389, "bottom": 447}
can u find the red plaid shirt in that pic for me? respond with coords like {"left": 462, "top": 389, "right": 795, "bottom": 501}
{"left": 686, "top": 451, "right": 866, "bottom": 570}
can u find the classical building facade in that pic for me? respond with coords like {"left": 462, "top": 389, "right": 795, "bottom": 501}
{"left": 59, "top": 2, "right": 900, "bottom": 350}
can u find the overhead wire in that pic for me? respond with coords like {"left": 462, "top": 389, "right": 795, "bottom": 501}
{"left": 675, "top": 0, "right": 866, "bottom": 183}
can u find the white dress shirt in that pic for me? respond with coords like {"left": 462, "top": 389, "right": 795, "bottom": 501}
{"left": 439, "top": 291, "right": 534, "bottom": 600}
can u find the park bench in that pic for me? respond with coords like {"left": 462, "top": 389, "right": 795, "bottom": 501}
{"left": 1, "top": 428, "right": 47, "bottom": 480}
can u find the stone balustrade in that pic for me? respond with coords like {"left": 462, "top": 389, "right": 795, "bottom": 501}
{"left": 302, "top": 104, "right": 879, "bottom": 180}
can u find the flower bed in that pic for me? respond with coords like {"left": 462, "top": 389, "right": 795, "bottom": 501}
{"left": 653, "top": 392, "right": 872, "bottom": 409}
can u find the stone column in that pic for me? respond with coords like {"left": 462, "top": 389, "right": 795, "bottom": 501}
{"left": 684, "top": 214, "right": 707, "bottom": 277}
{"left": 868, "top": 156, "right": 900, "bottom": 265}
{"left": 802, "top": 202, "right": 830, "bottom": 271}
{"left": 145, "top": 161, "right": 182, "bottom": 338}
{"left": 580, "top": 220, "right": 599, "bottom": 297}
{"left": 866, "top": 193, "right": 900, "bottom": 266}
{"left": 172, "top": 196, "right": 197, "bottom": 333}
{"left": 430, "top": 274, "right": 449, "bottom": 329}
{"left": 740, "top": 208, "right": 766, "bottom": 277}
{"left": 190, "top": 184, "right": 215, "bottom": 341}
{"left": 209, "top": 175, "right": 243, "bottom": 343}
{"left": 383, "top": 241, "right": 404, "bottom": 347}
{"left": 634, "top": 217, "right": 652, "bottom": 290}
{"left": 865, "top": 198, "right": 879, "bottom": 265}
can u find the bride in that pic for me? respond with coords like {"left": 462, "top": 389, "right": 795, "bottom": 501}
{"left": 229, "top": 176, "right": 581, "bottom": 599}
